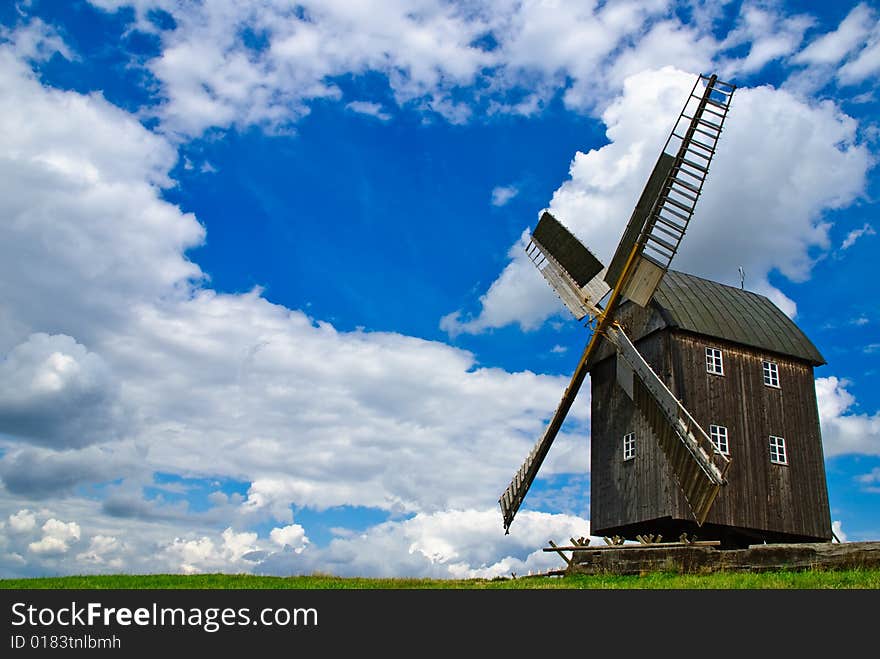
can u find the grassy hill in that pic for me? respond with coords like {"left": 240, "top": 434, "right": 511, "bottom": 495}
{"left": 2, "top": 569, "right": 879, "bottom": 589}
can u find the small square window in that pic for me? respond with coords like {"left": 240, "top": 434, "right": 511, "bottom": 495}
{"left": 706, "top": 347, "right": 724, "bottom": 375}
{"left": 763, "top": 361, "right": 780, "bottom": 388}
{"left": 623, "top": 432, "right": 635, "bottom": 461}
{"left": 769, "top": 435, "right": 787, "bottom": 465}
{"left": 709, "top": 424, "right": 729, "bottom": 455}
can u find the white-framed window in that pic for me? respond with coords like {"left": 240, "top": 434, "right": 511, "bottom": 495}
{"left": 709, "top": 424, "right": 729, "bottom": 455}
{"left": 769, "top": 435, "right": 787, "bottom": 465}
{"left": 706, "top": 347, "right": 724, "bottom": 375}
{"left": 763, "top": 360, "right": 780, "bottom": 388}
{"left": 623, "top": 432, "right": 635, "bottom": 461}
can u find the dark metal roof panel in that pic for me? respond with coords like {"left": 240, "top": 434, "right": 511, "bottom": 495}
{"left": 651, "top": 271, "right": 825, "bottom": 365}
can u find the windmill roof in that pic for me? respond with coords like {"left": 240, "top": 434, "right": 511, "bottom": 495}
{"left": 646, "top": 270, "right": 825, "bottom": 365}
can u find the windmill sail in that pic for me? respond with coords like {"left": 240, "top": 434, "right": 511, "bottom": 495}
{"left": 607, "top": 324, "right": 730, "bottom": 524}
{"left": 499, "top": 340, "right": 592, "bottom": 533}
{"left": 606, "top": 74, "right": 735, "bottom": 307}
{"left": 499, "top": 73, "right": 735, "bottom": 533}
{"left": 526, "top": 211, "right": 609, "bottom": 320}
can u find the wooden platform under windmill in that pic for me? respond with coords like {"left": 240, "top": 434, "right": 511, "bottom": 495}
{"left": 544, "top": 538, "right": 880, "bottom": 575}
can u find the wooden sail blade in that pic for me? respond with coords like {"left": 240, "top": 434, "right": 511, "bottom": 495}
{"left": 605, "top": 74, "right": 736, "bottom": 307}
{"left": 499, "top": 354, "right": 589, "bottom": 533}
{"left": 526, "top": 211, "right": 609, "bottom": 320}
{"left": 532, "top": 211, "right": 604, "bottom": 287}
{"left": 606, "top": 324, "right": 730, "bottom": 525}
{"left": 604, "top": 152, "right": 676, "bottom": 292}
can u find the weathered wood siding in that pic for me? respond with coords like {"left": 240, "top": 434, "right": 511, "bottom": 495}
{"left": 590, "top": 327, "right": 832, "bottom": 544}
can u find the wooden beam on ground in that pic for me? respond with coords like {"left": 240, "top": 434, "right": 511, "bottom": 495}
{"left": 543, "top": 540, "right": 721, "bottom": 552}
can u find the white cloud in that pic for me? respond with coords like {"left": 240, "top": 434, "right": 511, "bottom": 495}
{"left": 794, "top": 3, "right": 876, "bottom": 66}
{"left": 816, "top": 376, "right": 880, "bottom": 457}
{"left": 28, "top": 518, "right": 81, "bottom": 555}
{"left": 345, "top": 101, "right": 391, "bottom": 121}
{"left": 0, "top": 36, "right": 590, "bottom": 581}
{"left": 443, "top": 67, "right": 872, "bottom": 334}
{"left": 837, "top": 20, "right": 880, "bottom": 85}
{"left": 162, "top": 527, "right": 263, "bottom": 574}
{"left": 73, "top": 1, "right": 880, "bottom": 141}
{"left": 72, "top": 0, "right": 725, "bottom": 137}
{"left": 0, "top": 502, "right": 597, "bottom": 578}
{"left": 491, "top": 185, "right": 519, "bottom": 207}
{"left": 257, "top": 508, "right": 594, "bottom": 579}
{"left": 88, "top": 0, "right": 497, "bottom": 136}
{"left": 719, "top": 5, "right": 813, "bottom": 77}
{"left": 269, "top": 524, "right": 309, "bottom": 552}
{"left": 0, "top": 17, "right": 74, "bottom": 62}
{"left": 440, "top": 229, "right": 563, "bottom": 335}
{"left": 0, "top": 48, "right": 204, "bottom": 354}
{"left": 840, "top": 222, "right": 875, "bottom": 250}
{"left": 8, "top": 509, "right": 36, "bottom": 533}
{"left": 75, "top": 535, "right": 124, "bottom": 567}
{"left": 856, "top": 468, "right": 880, "bottom": 494}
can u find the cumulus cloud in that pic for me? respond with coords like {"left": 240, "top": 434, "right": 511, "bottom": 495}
{"left": 161, "top": 527, "right": 266, "bottom": 574}
{"left": 0, "top": 48, "right": 204, "bottom": 352}
{"left": 0, "top": 333, "right": 128, "bottom": 449}
{"left": 0, "top": 503, "right": 596, "bottom": 578}
{"left": 72, "top": 0, "right": 731, "bottom": 137}
{"left": 73, "top": 1, "right": 880, "bottom": 140}
{"left": 8, "top": 509, "right": 37, "bottom": 533}
{"left": 75, "top": 535, "right": 125, "bottom": 568}
{"left": 816, "top": 376, "right": 880, "bottom": 457}
{"left": 28, "top": 518, "right": 81, "bottom": 555}
{"left": 0, "top": 32, "right": 592, "bottom": 579}
{"left": 256, "top": 508, "right": 594, "bottom": 579}
{"left": 88, "top": 0, "right": 498, "bottom": 136}
{"left": 269, "top": 524, "right": 309, "bottom": 552}
{"left": 443, "top": 67, "right": 871, "bottom": 334}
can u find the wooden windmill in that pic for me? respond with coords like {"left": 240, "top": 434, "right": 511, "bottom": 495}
{"left": 499, "top": 73, "right": 833, "bottom": 547}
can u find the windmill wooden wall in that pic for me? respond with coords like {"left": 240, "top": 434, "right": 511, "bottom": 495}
{"left": 588, "top": 273, "right": 832, "bottom": 547}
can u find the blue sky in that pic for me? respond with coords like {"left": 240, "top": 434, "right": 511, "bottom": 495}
{"left": 0, "top": 0, "right": 877, "bottom": 578}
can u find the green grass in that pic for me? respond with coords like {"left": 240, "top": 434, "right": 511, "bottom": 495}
{"left": 2, "top": 569, "right": 879, "bottom": 589}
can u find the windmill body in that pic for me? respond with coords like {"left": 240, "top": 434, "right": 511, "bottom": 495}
{"left": 589, "top": 270, "right": 832, "bottom": 547}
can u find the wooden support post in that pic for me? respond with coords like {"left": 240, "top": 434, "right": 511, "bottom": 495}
{"left": 547, "top": 540, "right": 572, "bottom": 567}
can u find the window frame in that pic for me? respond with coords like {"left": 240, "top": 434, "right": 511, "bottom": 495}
{"left": 763, "top": 360, "right": 780, "bottom": 388}
{"left": 769, "top": 435, "right": 787, "bottom": 465}
{"left": 622, "top": 432, "right": 636, "bottom": 461}
{"left": 709, "top": 424, "right": 729, "bottom": 456}
{"left": 706, "top": 347, "right": 724, "bottom": 376}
